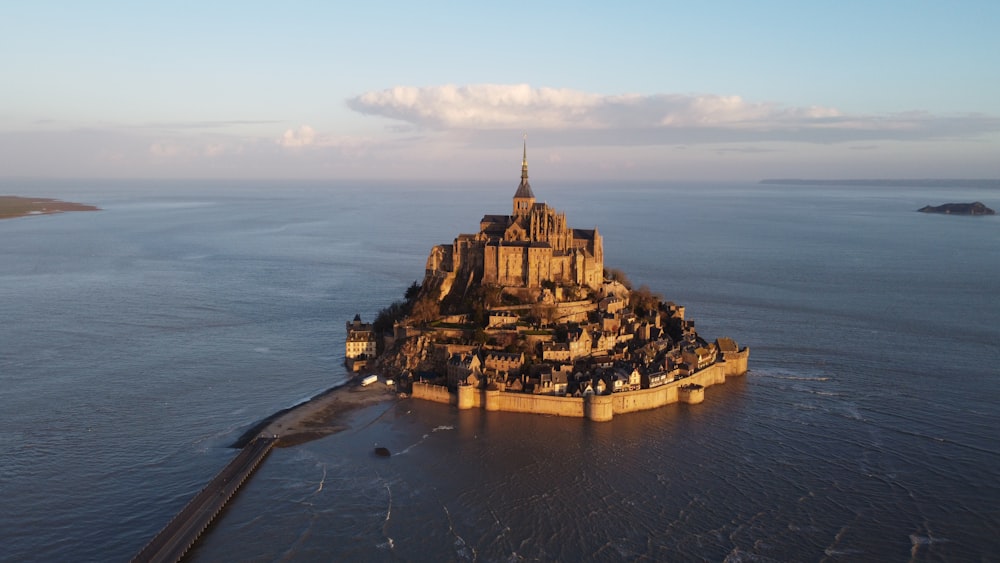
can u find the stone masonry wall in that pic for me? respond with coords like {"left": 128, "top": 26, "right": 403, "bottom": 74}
{"left": 410, "top": 362, "right": 739, "bottom": 421}
{"left": 412, "top": 381, "right": 455, "bottom": 405}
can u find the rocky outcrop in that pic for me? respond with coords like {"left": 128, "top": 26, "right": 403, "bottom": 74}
{"left": 372, "top": 335, "right": 445, "bottom": 378}
{"left": 918, "top": 202, "right": 995, "bottom": 215}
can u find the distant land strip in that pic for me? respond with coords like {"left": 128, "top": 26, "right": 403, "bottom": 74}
{"left": 0, "top": 196, "right": 100, "bottom": 220}
{"left": 760, "top": 179, "right": 1000, "bottom": 188}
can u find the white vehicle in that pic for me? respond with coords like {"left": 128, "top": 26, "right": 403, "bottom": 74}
{"left": 361, "top": 375, "right": 378, "bottom": 387}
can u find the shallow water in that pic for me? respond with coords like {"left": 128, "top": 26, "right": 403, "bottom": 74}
{"left": 1, "top": 178, "right": 998, "bottom": 561}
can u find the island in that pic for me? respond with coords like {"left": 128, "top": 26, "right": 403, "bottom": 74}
{"left": 137, "top": 148, "right": 752, "bottom": 559}
{"left": 918, "top": 202, "right": 995, "bottom": 215}
{"left": 349, "top": 143, "right": 748, "bottom": 422}
{"left": 0, "top": 196, "right": 99, "bottom": 220}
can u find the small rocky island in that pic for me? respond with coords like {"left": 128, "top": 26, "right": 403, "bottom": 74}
{"left": 347, "top": 144, "right": 748, "bottom": 422}
{"left": 918, "top": 202, "right": 995, "bottom": 215}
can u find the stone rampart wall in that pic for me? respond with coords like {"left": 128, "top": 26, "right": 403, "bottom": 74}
{"left": 720, "top": 348, "right": 750, "bottom": 376}
{"left": 411, "top": 361, "right": 740, "bottom": 421}
{"left": 683, "top": 363, "right": 727, "bottom": 387}
{"left": 496, "top": 392, "right": 586, "bottom": 417}
{"left": 426, "top": 327, "right": 470, "bottom": 340}
{"left": 610, "top": 384, "right": 677, "bottom": 414}
{"left": 551, "top": 300, "right": 597, "bottom": 322}
{"left": 412, "top": 381, "right": 455, "bottom": 405}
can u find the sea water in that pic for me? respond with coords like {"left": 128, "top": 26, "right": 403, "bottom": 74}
{"left": 1, "top": 178, "right": 997, "bottom": 561}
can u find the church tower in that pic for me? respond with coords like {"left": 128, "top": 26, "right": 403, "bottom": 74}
{"left": 512, "top": 139, "right": 535, "bottom": 216}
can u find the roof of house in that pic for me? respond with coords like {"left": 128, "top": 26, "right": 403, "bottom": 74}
{"left": 716, "top": 337, "right": 738, "bottom": 352}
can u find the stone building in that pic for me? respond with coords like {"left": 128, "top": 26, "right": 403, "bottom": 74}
{"left": 425, "top": 143, "right": 604, "bottom": 298}
{"left": 345, "top": 314, "right": 376, "bottom": 359}
{"left": 482, "top": 350, "right": 524, "bottom": 375}
{"left": 447, "top": 353, "right": 481, "bottom": 387}
{"left": 487, "top": 310, "right": 518, "bottom": 328}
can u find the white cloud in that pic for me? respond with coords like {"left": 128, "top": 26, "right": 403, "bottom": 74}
{"left": 347, "top": 84, "right": 844, "bottom": 130}
{"left": 278, "top": 125, "right": 318, "bottom": 148}
{"left": 276, "top": 125, "right": 376, "bottom": 156}
{"left": 347, "top": 84, "right": 1000, "bottom": 144}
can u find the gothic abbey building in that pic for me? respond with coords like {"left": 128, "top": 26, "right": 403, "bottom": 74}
{"left": 425, "top": 145, "right": 604, "bottom": 299}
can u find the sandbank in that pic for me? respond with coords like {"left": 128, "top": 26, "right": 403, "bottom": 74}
{"left": 234, "top": 380, "right": 398, "bottom": 448}
{"left": 0, "top": 196, "right": 100, "bottom": 220}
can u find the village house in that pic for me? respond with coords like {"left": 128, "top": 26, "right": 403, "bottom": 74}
{"left": 482, "top": 350, "right": 524, "bottom": 376}
{"left": 614, "top": 366, "right": 642, "bottom": 392}
{"left": 599, "top": 312, "right": 621, "bottom": 333}
{"left": 592, "top": 330, "right": 617, "bottom": 354}
{"left": 447, "top": 353, "right": 482, "bottom": 387}
{"left": 345, "top": 314, "right": 377, "bottom": 371}
{"left": 345, "top": 330, "right": 377, "bottom": 359}
{"left": 542, "top": 342, "right": 571, "bottom": 362}
{"left": 663, "top": 301, "right": 685, "bottom": 320}
{"left": 536, "top": 367, "right": 569, "bottom": 396}
{"left": 598, "top": 295, "right": 625, "bottom": 315}
{"left": 611, "top": 373, "right": 627, "bottom": 393}
{"left": 567, "top": 327, "right": 593, "bottom": 359}
{"left": 487, "top": 310, "right": 518, "bottom": 328}
{"left": 577, "top": 375, "right": 608, "bottom": 396}
{"left": 643, "top": 370, "right": 670, "bottom": 388}
{"left": 683, "top": 344, "right": 717, "bottom": 371}
{"left": 345, "top": 314, "right": 376, "bottom": 358}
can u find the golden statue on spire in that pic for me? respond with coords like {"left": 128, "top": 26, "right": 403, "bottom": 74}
{"left": 521, "top": 133, "right": 528, "bottom": 179}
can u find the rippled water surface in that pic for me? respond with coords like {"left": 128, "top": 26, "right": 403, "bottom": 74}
{"left": 1, "top": 179, "right": 998, "bottom": 561}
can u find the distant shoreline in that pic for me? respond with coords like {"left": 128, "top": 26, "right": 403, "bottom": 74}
{"left": 760, "top": 179, "right": 1000, "bottom": 188}
{"left": 0, "top": 196, "right": 100, "bottom": 220}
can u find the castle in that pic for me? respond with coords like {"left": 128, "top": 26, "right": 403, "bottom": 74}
{"left": 364, "top": 143, "right": 750, "bottom": 422}
{"left": 425, "top": 143, "right": 604, "bottom": 297}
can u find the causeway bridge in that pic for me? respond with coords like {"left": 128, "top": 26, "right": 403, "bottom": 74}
{"left": 132, "top": 435, "right": 276, "bottom": 563}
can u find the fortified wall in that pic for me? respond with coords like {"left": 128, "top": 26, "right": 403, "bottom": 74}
{"left": 410, "top": 360, "right": 744, "bottom": 422}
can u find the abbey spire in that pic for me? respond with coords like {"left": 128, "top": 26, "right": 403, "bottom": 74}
{"left": 513, "top": 137, "right": 535, "bottom": 216}
{"left": 521, "top": 138, "right": 529, "bottom": 181}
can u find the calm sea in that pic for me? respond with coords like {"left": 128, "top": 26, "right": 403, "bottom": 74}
{"left": 1, "top": 178, "right": 997, "bottom": 561}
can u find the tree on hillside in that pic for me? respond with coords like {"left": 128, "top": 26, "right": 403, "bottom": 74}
{"left": 404, "top": 281, "right": 422, "bottom": 301}
{"left": 604, "top": 267, "right": 632, "bottom": 289}
{"left": 409, "top": 296, "right": 441, "bottom": 325}
{"left": 630, "top": 285, "right": 663, "bottom": 316}
{"left": 374, "top": 300, "right": 409, "bottom": 335}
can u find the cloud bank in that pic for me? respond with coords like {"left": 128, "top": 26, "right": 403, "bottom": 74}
{"left": 348, "top": 84, "right": 1000, "bottom": 144}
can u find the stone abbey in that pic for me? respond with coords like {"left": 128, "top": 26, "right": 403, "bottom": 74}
{"left": 425, "top": 143, "right": 604, "bottom": 296}
{"left": 353, "top": 142, "right": 748, "bottom": 422}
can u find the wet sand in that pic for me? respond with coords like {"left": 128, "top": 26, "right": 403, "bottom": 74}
{"left": 235, "top": 380, "right": 398, "bottom": 448}
{"left": 0, "top": 196, "right": 99, "bottom": 220}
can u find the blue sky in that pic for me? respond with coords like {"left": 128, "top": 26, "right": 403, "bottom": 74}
{"left": 2, "top": 1, "right": 998, "bottom": 181}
